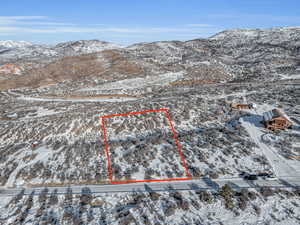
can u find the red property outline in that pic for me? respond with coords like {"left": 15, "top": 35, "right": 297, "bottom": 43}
{"left": 101, "top": 109, "right": 192, "bottom": 184}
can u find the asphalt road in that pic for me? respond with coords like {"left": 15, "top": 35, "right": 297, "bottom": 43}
{"left": 0, "top": 176, "right": 299, "bottom": 197}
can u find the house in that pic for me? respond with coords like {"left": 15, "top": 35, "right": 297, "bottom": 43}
{"left": 31, "top": 141, "right": 39, "bottom": 150}
{"left": 287, "top": 155, "right": 300, "bottom": 160}
{"left": 263, "top": 109, "right": 293, "bottom": 131}
{"left": 230, "top": 103, "right": 256, "bottom": 110}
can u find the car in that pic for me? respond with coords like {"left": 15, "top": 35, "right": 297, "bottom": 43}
{"left": 264, "top": 175, "right": 277, "bottom": 181}
{"left": 239, "top": 172, "right": 247, "bottom": 176}
{"left": 239, "top": 171, "right": 249, "bottom": 178}
{"left": 244, "top": 174, "right": 258, "bottom": 180}
{"left": 257, "top": 172, "right": 270, "bottom": 177}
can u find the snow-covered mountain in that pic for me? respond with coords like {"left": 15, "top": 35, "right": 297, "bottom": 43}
{"left": 209, "top": 27, "right": 300, "bottom": 48}
{"left": 54, "top": 40, "right": 122, "bottom": 55}
{"left": 0, "top": 45, "right": 58, "bottom": 64}
{"left": 210, "top": 26, "right": 300, "bottom": 41}
{"left": 0, "top": 39, "right": 123, "bottom": 64}
{"left": 0, "top": 40, "right": 33, "bottom": 49}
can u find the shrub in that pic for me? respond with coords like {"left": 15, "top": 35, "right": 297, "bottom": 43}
{"left": 141, "top": 214, "right": 151, "bottom": 225}
{"left": 49, "top": 189, "right": 58, "bottom": 205}
{"left": 293, "top": 187, "right": 300, "bottom": 197}
{"left": 164, "top": 203, "right": 176, "bottom": 217}
{"left": 149, "top": 192, "right": 161, "bottom": 201}
{"left": 208, "top": 171, "right": 219, "bottom": 179}
{"left": 118, "top": 213, "right": 135, "bottom": 225}
{"left": 64, "top": 187, "right": 73, "bottom": 206}
{"left": 25, "top": 191, "right": 35, "bottom": 210}
{"left": 38, "top": 188, "right": 48, "bottom": 204}
{"left": 6, "top": 189, "right": 24, "bottom": 207}
{"left": 131, "top": 193, "right": 145, "bottom": 205}
{"left": 170, "top": 192, "right": 182, "bottom": 202}
{"left": 191, "top": 199, "right": 200, "bottom": 209}
{"left": 238, "top": 197, "right": 247, "bottom": 211}
{"left": 62, "top": 206, "right": 74, "bottom": 221}
{"left": 260, "top": 187, "right": 274, "bottom": 198}
{"left": 179, "top": 200, "right": 190, "bottom": 211}
{"left": 253, "top": 204, "right": 261, "bottom": 216}
{"left": 197, "top": 190, "right": 214, "bottom": 204}
{"left": 247, "top": 191, "right": 257, "bottom": 200}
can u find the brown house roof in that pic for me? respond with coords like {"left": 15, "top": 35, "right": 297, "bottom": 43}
{"left": 263, "top": 108, "right": 292, "bottom": 123}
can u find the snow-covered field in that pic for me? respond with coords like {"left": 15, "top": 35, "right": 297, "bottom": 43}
{"left": 5, "top": 145, "right": 56, "bottom": 187}
{"left": 79, "top": 72, "right": 184, "bottom": 92}
{"left": 23, "top": 107, "right": 62, "bottom": 119}
{"left": 17, "top": 95, "right": 138, "bottom": 103}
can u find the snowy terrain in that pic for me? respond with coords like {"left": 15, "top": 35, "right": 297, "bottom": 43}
{"left": 1, "top": 186, "right": 300, "bottom": 224}
{"left": 0, "top": 27, "right": 300, "bottom": 224}
{"left": 79, "top": 72, "right": 184, "bottom": 92}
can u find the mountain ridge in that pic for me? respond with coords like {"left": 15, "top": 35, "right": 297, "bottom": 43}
{"left": 0, "top": 27, "right": 299, "bottom": 90}
{"left": 0, "top": 40, "right": 33, "bottom": 49}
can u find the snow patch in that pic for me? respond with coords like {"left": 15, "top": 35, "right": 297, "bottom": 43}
{"left": 5, "top": 145, "right": 53, "bottom": 188}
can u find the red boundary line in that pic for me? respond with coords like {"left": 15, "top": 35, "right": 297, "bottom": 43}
{"left": 165, "top": 111, "right": 191, "bottom": 177}
{"left": 101, "top": 109, "right": 168, "bottom": 118}
{"left": 112, "top": 178, "right": 192, "bottom": 184}
{"left": 100, "top": 109, "right": 191, "bottom": 184}
{"left": 101, "top": 118, "right": 113, "bottom": 182}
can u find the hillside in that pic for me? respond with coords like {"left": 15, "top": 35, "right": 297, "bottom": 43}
{"left": 0, "top": 27, "right": 300, "bottom": 225}
{"left": 1, "top": 27, "right": 300, "bottom": 91}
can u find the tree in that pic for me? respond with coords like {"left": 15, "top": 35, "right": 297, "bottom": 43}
{"left": 220, "top": 184, "right": 235, "bottom": 210}
{"left": 38, "top": 187, "right": 48, "bottom": 204}
{"left": 49, "top": 189, "right": 58, "bottom": 205}
{"left": 80, "top": 187, "right": 93, "bottom": 206}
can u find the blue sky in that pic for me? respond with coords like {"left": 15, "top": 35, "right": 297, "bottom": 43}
{"left": 1, "top": 0, "right": 300, "bottom": 45}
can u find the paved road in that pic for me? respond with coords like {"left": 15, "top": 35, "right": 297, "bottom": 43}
{"left": 0, "top": 176, "right": 299, "bottom": 197}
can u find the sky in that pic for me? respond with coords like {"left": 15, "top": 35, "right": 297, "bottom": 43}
{"left": 1, "top": 0, "right": 300, "bottom": 45}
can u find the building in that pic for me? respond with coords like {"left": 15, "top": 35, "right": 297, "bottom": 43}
{"left": 263, "top": 109, "right": 293, "bottom": 131}
{"left": 287, "top": 155, "right": 300, "bottom": 160}
{"left": 31, "top": 141, "right": 39, "bottom": 150}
